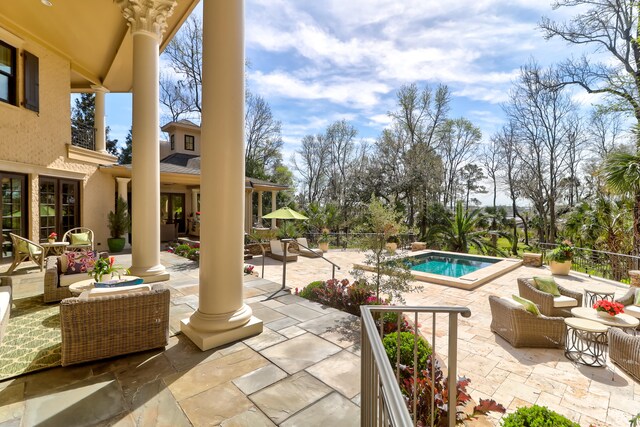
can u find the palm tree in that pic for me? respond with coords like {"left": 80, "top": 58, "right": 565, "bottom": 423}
{"left": 429, "top": 201, "right": 507, "bottom": 255}
{"left": 601, "top": 152, "right": 640, "bottom": 256}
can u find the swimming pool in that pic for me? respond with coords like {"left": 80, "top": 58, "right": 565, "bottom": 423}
{"left": 354, "top": 250, "right": 522, "bottom": 290}
{"left": 406, "top": 253, "right": 499, "bottom": 278}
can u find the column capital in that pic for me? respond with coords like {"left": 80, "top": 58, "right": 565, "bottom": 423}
{"left": 191, "top": 188, "right": 200, "bottom": 194}
{"left": 116, "top": 0, "right": 177, "bottom": 39}
{"left": 91, "top": 85, "right": 110, "bottom": 94}
{"left": 116, "top": 177, "right": 131, "bottom": 185}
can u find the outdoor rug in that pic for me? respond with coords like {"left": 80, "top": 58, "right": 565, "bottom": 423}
{"left": 0, "top": 296, "right": 61, "bottom": 381}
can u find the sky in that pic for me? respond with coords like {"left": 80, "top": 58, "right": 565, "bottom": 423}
{"left": 101, "top": 0, "right": 594, "bottom": 205}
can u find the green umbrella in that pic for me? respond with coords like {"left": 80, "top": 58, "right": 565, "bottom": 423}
{"left": 262, "top": 207, "right": 308, "bottom": 220}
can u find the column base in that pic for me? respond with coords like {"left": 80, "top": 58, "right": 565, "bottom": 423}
{"left": 181, "top": 316, "right": 263, "bottom": 351}
{"left": 130, "top": 264, "right": 170, "bottom": 283}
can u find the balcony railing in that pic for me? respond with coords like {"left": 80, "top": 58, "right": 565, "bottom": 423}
{"left": 537, "top": 242, "right": 640, "bottom": 282}
{"left": 360, "top": 305, "right": 472, "bottom": 427}
{"left": 306, "top": 232, "right": 418, "bottom": 250}
{"left": 71, "top": 124, "right": 96, "bottom": 151}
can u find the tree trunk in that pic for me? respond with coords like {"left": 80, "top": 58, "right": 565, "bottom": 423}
{"left": 511, "top": 199, "right": 518, "bottom": 255}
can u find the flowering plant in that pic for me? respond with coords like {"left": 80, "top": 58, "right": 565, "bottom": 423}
{"left": 318, "top": 228, "right": 330, "bottom": 243}
{"left": 593, "top": 300, "right": 624, "bottom": 316}
{"left": 88, "top": 256, "right": 129, "bottom": 282}
{"left": 48, "top": 232, "right": 57, "bottom": 240}
{"left": 243, "top": 265, "right": 254, "bottom": 274}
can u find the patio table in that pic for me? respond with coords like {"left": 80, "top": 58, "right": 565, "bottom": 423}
{"left": 583, "top": 287, "right": 616, "bottom": 308}
{"left": 41, "top": 241, "right": 69, "bottom": 257}
{"left": 68, "top": 275, "right": 142, "bottom": 296}
{"left": 571, "top": 307, "right": 639, "bottom": 332}
{"left": 564, "top": 317, "right": 608, "bottom": 367}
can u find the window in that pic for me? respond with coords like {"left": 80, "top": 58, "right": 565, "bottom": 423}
{"left": 39, "top": 177, "right": 80, "bottom": 240}
{"left": 184, "top": 135, "right": 194, "bottom": 151}
{"left": 170, "top": 134, "right": 175, "bottom": 150}
{"left": 0, "top": 41, "right": 16, "bottom": 106}
{"left": 23, "top": 51, "right": 38, "bottom": 112}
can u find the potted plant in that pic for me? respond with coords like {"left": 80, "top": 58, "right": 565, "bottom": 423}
{"left": 547, "top": 239, "right": 574, "bottom": 275}
{"left": 107, "top": 197, "right": 130, "bottom": 253}
{"left": 48, "top": 232, "right": 57, "bottom": 244}
{"left": 593, "top": 300, "right": 624, "bottom": 318}
{"left": 318, "top": 228, "right": 330, "bottom": 252}
{"left": 386, "top": 234, "right": 400, "bottom": 254}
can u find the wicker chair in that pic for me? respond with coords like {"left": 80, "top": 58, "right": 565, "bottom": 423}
{"left": 517, "top": 277, "right": 582, "bottom": 317}
{"left": 609, "top": 327, "right": 640, "bottom": 382}
{"left": 62, "top": 227, "right": 95, "bottom": 252}
{"left": 615, "top": 287, "right": 640, "bottom": 321}
{"left": 488, "top": 296, "right": 566, "bottom": 348}
{"left": 60, "top": 284, "right": 170, "bottom": 366}
{"left": 6, "top": 233, "right": 45, "bottom": 274}
{"left": 44, "top": 252, "right": 108, "bottom": 303}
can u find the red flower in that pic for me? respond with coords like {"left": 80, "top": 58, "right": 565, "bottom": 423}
{"left": 593, "top": 300, "right": 624, "bottom": 315}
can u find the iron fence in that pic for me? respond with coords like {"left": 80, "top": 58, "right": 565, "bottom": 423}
{"left": 71, "top": 124, "right": 96, "bottom": 150}
{"left": 360, "top": 305, "right": 471, "bottom": 427}
{"left": 537, "top": 242, "right": 640, "bottom": 282}
{"left": 306, "top": 232, "right": 417, "bottom": 250}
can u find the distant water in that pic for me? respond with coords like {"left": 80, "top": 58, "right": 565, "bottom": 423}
{"left": 408, "top": 254, "right": 497, "bottom": 278}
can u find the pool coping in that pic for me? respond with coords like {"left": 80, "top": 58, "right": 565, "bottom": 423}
{"left": 353, "top": 249, "right": 523, "bottom": 290}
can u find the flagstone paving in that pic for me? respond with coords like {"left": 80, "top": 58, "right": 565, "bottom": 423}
{"left": 0, "top": 249, "right": 639, "bottom": 425}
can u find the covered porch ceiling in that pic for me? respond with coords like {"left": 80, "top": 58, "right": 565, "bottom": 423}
{"left": 0, "top": 0, "right": 199, "bottom": 92}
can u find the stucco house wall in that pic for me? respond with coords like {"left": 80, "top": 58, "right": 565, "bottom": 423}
{"left": 0, "top": 29, "right": 115, "bottom": 249}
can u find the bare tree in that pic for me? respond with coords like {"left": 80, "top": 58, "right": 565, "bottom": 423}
{"left": 245, "top": 92, "right": 283, "bottom": 178}
{"left": 160, "top": 73, "right": 195, "bottom": 123}
{"left": 292, "top": 134, "right": 329, "bottom": 205}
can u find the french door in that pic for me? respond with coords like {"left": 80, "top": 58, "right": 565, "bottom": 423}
{"left": 39, "top": 177, "right": 81, "bottom": 241}
{"left": 1, "top": 172, "right": 27, "bottom": 261}
{"left": 161, "top": 193, "right": 185, "bottom": 233}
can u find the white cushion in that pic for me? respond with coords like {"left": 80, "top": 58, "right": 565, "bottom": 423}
{"left": 59, "top": 273, "right": 91, "bottom": 287}
{"left": 84, "top": 284, "right": 151, "bottom": 299}
{"left": 553, "top": 295, "right": 578, "bottom": 308}
{"left": 0, "top": 286, "right": 11, "bottom": 342}
{"left": 624, "top": 304, "right": 640, "bottom": 319}
{"left": 270, "top": 240, "right": 283, "bottom": 254}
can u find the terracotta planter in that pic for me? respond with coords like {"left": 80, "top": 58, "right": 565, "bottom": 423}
{"left": 386, "top": 242, "right": 398, "bottom": 254}
{"left": 318, "top": 242, "right": 329, "bottom": 252}
{"left": 549, "top": 260, "right": 572, "bottom": 275}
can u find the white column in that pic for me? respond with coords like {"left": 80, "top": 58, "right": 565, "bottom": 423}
{"left": 92, "top": 86, "right": 109, "bottom": 154}
{"left": 257, "top": 191, "right": 263, "bottom": 225}
{"left": 117, "top": 0, "right": 176, "bottom": 282}
{"left": 245, "top": 191, "right": 252, "bottom": 233}
{"left": 191, "top": 188, "right": 199, "bottom": 214}
{"left": 271, "top": 190, "right": 277, "bottom": 229}
{"left": 116, "top": 177, "right": 131, "bottom": 248}
{"left": 181, "top": 0, "right": 262, "bottom": 351}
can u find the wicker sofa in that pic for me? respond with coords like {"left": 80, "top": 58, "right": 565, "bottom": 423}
{"left": 609, "top": 327, "right": 640, "bottom": 382}
{"left": 488, "top": 295, "right": 566, "bottom": 348}
{"left": 60, "top": 284, "right": 170, "bottom": 366}
{"left": 44, "top": 252, "right": 108, "bottom": 303}
{"left": 517, "top": 277, "right": 582, "bottom": 317}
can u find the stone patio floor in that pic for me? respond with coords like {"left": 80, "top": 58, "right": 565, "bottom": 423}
{"left": 0, "top": 248, "right": 638, "bottom": 426}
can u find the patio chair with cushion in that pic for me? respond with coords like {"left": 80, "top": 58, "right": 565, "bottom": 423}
{"left": 489, "top": 295, "right": 565, "bottom": 348}
{"left": 608, "top": 327, "right": 640, "bottom": 382}
{"left": 62, "top": 227, "right": 94, "bottom": 252}
{"left": 60, "top": 284, "right": 170, "bottom": 366}
{"left": 6, "top": 233, "right": 45, "bottom": 274}
{"left": 295, "top": 237, "right": 323, "bottom": 258}
{"left": 517, "top": 277, "right": 582, "bottom": 317}
{"left": 615, "top": 287, "right": 640, "bottom": 320}
{"left": 267, "top": 239, "right": 297, "bottom": 262}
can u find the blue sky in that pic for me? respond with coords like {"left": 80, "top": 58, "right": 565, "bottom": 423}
{"left": 102, "top": 0, "right": 593, "bottom": 203}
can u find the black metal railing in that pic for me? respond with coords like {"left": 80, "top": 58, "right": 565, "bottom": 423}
{"left": 306, "top": 232, "right": 418, "bottom": 250}
{"left": 71, "top": 124, "right": 96, "bottom": 150}
{"left": 537, "top": 242, "right": 640, "bottom": 282}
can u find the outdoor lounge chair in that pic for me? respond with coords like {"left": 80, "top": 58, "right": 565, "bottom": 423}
{"left": 60, "top": 284, "right": 170, "bottom": 366}
{"left": 62, "top": 227, "right": 95, "bottom": 252}
{"left": 488, "top": 295, "right": 565, "bottom": 348}
{"left": 615, "top": 287, "right": 640, "bottom": 320}
{"left": 295, "top": 237, "right": 323, "bottom": 258}
{"left": 268, "top": 239, "right": 297, "bottom": 262}
{"left": 609, "top": 327, "right": 640, "bottom": 382}
{"left": 517, "top": 277, "right": 582, "bottom": 317}
{"left": 6, "top": 233, "right": 45, "bottom": 274}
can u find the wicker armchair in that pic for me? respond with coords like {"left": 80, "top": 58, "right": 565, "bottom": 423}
{"left": 609, "top": 327, "right": 640, "bottom": 382}
{"left": 6, "top": 233, "right": 45, "bottom": 274}
{"left": 60, "top": 285, "right": 170, "bottom": 366}
{"left": 44, "top": 252, "right": 108, "bottom": 303}
{"left": 62, "top": 227, "right": 94, "bottom": 252}
{"left": 517, "top": 278, "right": 582, "bottom": 317}
{"left": 615, "top": 287, "right": 640, "bottom": 321}
{"left": 489, "top": 296, "right": 565, "bottom": 348}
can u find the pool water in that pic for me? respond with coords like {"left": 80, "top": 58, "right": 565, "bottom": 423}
{"left": 407, "top": 253, "right": 498, "bottom": 278}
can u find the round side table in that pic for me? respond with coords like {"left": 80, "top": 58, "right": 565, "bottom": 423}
{"left": 564, "top": 317, "right": 608, "bottom": 367}
{"left": 584, "top": 287, "right": 616, "bottom": 308}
